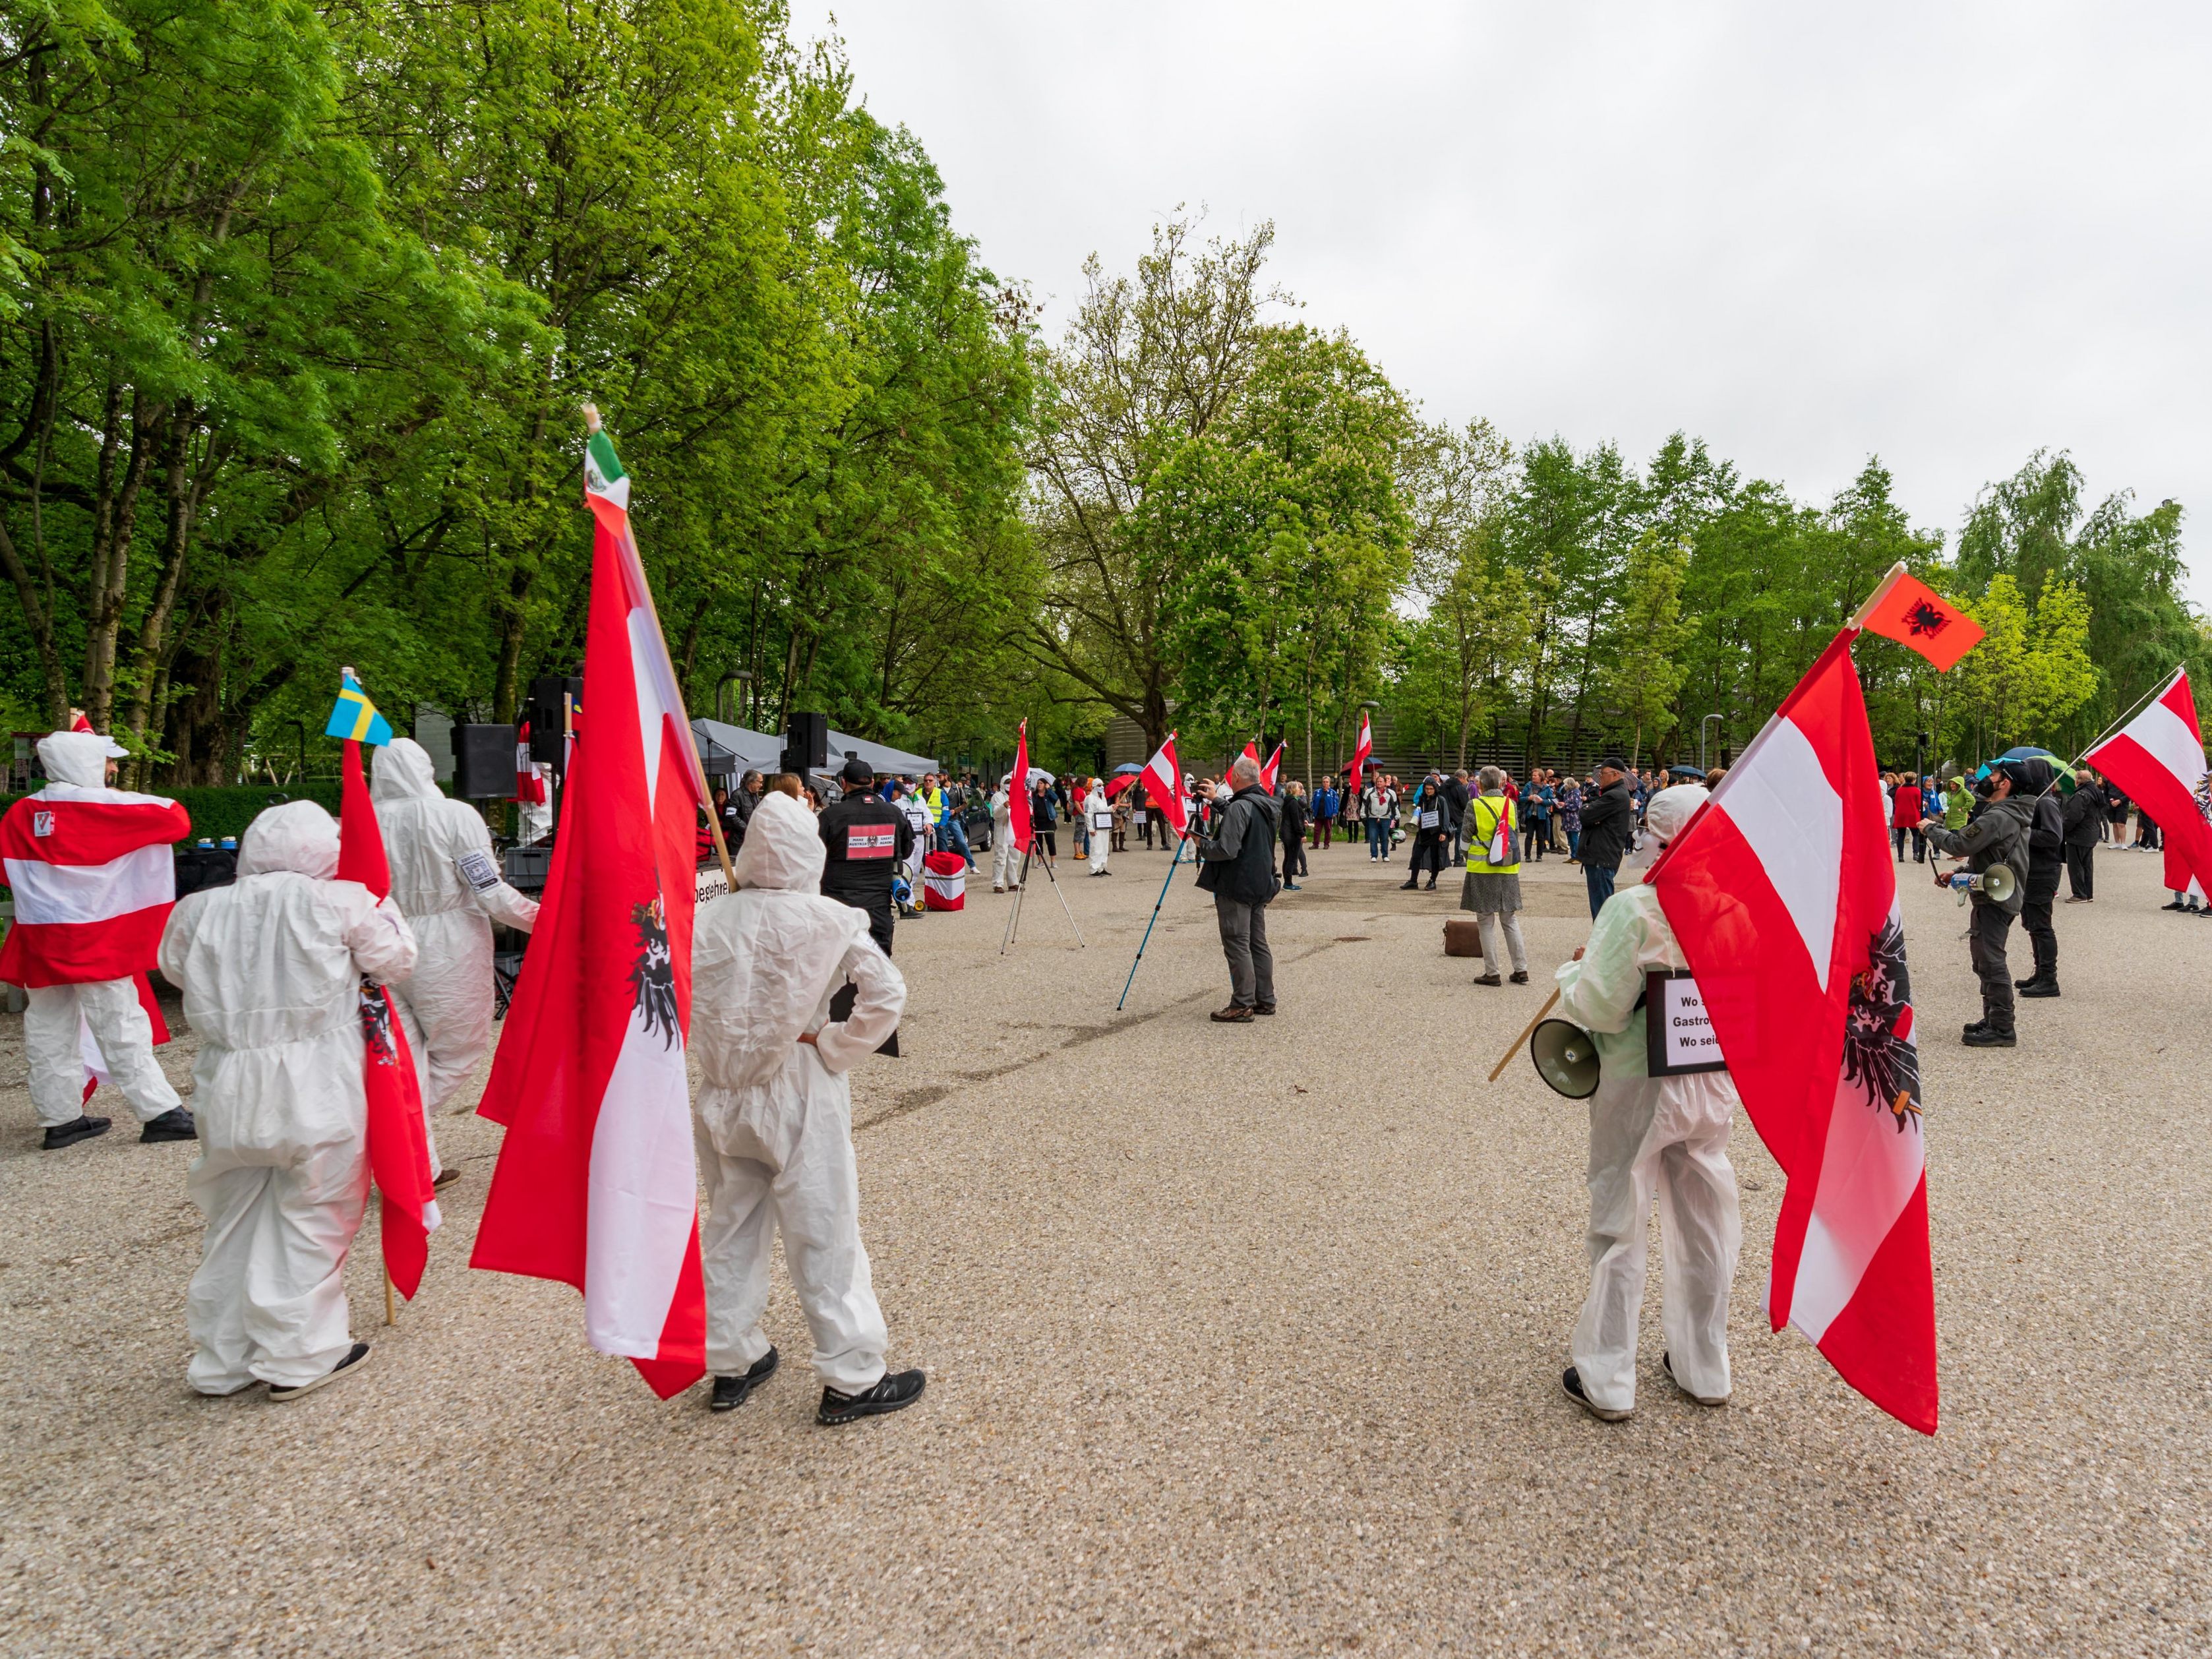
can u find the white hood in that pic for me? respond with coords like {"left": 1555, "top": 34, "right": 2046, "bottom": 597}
{"left": 238, "top": 800, "right": 342, "bottom": 880}
{"left": 37, "top": 731, "right": 111, "bottom": 789}
{"left": 731, "top": 790, "right": 824, "bottom": 893}
{"left": 371, "top": 737, "right": 442, "bottom": 803}
{"left": 1645, "top": 784, "right": 1710, "bottom": 847}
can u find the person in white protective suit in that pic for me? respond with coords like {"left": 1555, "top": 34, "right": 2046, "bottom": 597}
{"left": 371, "top": 739, "right": 539, "bottom": 1180}
{"left": 9, "top": 730, "right": 196, "bottom": 1149}
{"left": 690, "top": 789, "right": 927, "bottom": 1425}
{"left": 990, "top": 775, "right": 1020, "bottom": 893}
{"left": 1085, "top": 778, "right": 1112, "bottom": 876}
{"left": 158, "top": 800, "right": 419, "bottom": 1399}
{"left": 1551, "top": 783, "right": 1741, "bottom": 1422}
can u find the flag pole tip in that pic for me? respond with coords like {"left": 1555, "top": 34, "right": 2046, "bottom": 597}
{"left": 580, "top": 401, "right": 603, "bottom": 435}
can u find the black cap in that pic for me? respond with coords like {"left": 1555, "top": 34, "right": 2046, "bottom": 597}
{"left": 840, "top": 756, "right": 873, "bottom": 785}
{"left": 1599, "top": 755, "right": 1629, "bottom": 773}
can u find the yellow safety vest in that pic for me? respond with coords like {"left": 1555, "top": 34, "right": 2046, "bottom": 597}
{"left": 1464, "top": 795, "right": 1520, "bottom": 874}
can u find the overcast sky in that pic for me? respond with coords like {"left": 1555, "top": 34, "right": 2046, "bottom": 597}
{"left": 788, "top": 2, "right": 2211, "bottom": 603}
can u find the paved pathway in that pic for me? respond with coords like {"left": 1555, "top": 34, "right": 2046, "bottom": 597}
{"left": 1, "top": 833, "right": 2205, "bottom": 1655}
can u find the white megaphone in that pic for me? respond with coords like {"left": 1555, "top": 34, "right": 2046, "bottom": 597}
{"left": 1948, "top": 864, "right": 2017, "bottom": 905}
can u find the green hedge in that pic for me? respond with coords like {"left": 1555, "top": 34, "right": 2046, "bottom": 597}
{"left": 0, "top": 781, "right": 344, "bottom": 845}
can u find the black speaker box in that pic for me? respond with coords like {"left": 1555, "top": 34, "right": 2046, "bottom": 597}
{"left": 784, "top": 711, "right": 828, "bottom": 771}
{"left": 526, "top": 675, "right": 582, "bottom": 763}
{"left": 452, "top": 723, "right": 519, "bottom": 799}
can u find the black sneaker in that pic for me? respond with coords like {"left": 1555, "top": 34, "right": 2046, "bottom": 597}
{"left": 710, "top": 1347, "right": 779, "bottom": 1412}
{"left": 2018, "top": 980, "right": 2060, "bottom": 998}
{"left": 1962, "top": 1025, "right": 2016, "bottom": 1048}
{"left": 818, "top": 1368, "right": 926, "bottom": 1425}
{"left": 1962, "top": 1019, "right": 1988, "bottom": 1038}
{"left": 42, "top": 1114, "right": 111, "bottom": 1151}
{"left": 139, "top": 1107, "right": 197, "bottom": 1143}
{"left": 2161, "top": 898, "right": 2188, "bottom": 911}
{"left": 1509, "top": 971, "right": 1530, "bottom": 984}
{"left": 1561, "top": 1365, "right": 1630, "bottom": 1422}
{"left": 268, "top": 1342, "right": 372, "bottom": 1402}
{"left": 1253, "top": 1002, "right": 1277, "bottom": 1016}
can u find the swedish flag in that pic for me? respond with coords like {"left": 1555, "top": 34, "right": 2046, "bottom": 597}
{"left": 326, "top": 669, "right": 394, "bottom": 746}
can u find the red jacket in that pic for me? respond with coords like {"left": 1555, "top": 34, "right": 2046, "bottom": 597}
{"left": 1891, "top": 785, "right": 1921, "bottom": 828}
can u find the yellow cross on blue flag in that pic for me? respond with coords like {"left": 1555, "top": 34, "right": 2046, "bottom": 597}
{"left": 326, "top": 668, "right": 394, "bottom": 746}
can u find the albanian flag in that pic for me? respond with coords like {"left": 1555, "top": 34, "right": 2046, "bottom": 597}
{"left": 1858, "top": 568, "right": 1983, "bottom": 673}
{"left": 334, "top": 724, "right": 439, "bottom": 1299}
{"left": 1648, "top": 628, "right": 1938, "bottom": 1433}
{"left": 473, "top": 421, "right": 709, "bottom": 1399}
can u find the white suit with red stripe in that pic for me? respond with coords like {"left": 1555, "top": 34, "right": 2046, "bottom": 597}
{"left": 691, "top": 791, "right": 905, "bottom": 1392}
{"left": 1, "top": 732, "right": 186, "bottom": 1130}
{"left": 159, "top": 801, "right": 418, "bottom": 1393}
{"left": 371, "top": 740, "right": 539, "bottom": 1168}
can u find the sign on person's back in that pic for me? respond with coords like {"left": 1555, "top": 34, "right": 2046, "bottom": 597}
{"left": 1644, "top": 969, "right": 1729, "bottom": 1077}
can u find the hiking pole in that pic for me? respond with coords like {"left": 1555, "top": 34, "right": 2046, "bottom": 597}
{"left": 1118, "top": 832, "right": 1189, "bottom": 1010}
{"left": 1032, "top": 833, "right": 1086, "bottom": 948}
{"left": 1489, "top": 988, "right": 1562, "bottom": 1082}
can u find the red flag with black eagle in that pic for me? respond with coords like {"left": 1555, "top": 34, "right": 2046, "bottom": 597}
{"left": 472, "top": 421, "right": 709, "bottom": 1399}
{"left": 1648, "top": 628, "right": 1940, "bottom": 1433}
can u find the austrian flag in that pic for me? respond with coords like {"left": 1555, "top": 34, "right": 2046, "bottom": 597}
{"left": 1648, "top": 630, "right": 1938, "bottom": 1433}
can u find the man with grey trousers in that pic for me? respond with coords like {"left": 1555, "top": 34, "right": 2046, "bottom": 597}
{"left": 1195, "top": 754, "right": 1281, "bottom": 1023}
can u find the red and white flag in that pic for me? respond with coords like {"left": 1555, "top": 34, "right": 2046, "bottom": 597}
{"left": 1259, "top": 742, "right": 1284, "bottom": 793}
{"left": 0, "top": 776, "right": 189, "bottom": 988}
{"left": 1648, "top": 631, "right": 1938, "bottom": 1434}
{"left": 512, "top": 722, "right": 549, "bottom": 808}
{"left": 1009, "top": 721, "right": 1033, "bottom": 851}
{"left": 334, "top": 733, "right": 439, "bottom": 1299}
{"left": 1349, "top": 713, "right": 1373, "bottom": 799}
{"left": 1139, "top": 733, "right": 1188, "bottom": 837}
{"left": 473, "top": 423, "right": 708, "bottom": 1399}
{"left": 2087, "top": 668, "right": 2212, "bottom": 899}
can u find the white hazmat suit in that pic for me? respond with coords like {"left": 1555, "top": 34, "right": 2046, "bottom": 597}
{"left": 990, "top": 779, "right": 1020, "bottom": 891}
{"left": 691, "top": 791, "right": 906, "bottom": 1392}
{"left": 18, "top": 731, "right": 185, "bottom": 1131}
{"left": 1552, "top": 785, "right": 1741, "bottom": 1416}
{"left": 159, "top": 801, "right": 419, "bottom": 1394}
{"left": 1085, "top": 783, "right": 1110, "bottom": 874}
{"left": 371, "top": 739, "right": 539, "bottom": 1170}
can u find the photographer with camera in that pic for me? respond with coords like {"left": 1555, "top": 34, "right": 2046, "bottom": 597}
{"left": 1921, "top": 762, "right": 2033, "bottom": 1048}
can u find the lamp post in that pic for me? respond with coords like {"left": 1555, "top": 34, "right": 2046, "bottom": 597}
{"left": 716, "top": 669, "right": 754, "bottom": 726}
{"left": 1698, "top": 713, "right": 1722, "bottom": 771}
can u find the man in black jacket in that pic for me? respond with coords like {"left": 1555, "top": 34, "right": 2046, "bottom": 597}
{"left": 1195, "top": 755, "right": 1280, "bottom": 1022}
{"left": 2062, "top": 770, "right": 2105, "bottom": 900}
{"left": 818, "top": 757, "right": 914, "bottom": 955}
{"left": 2011, "top": 757, "right": 2066, "bottom": 1000}
{"left": 1578, "top": 758, "right": 1635, "bottom": 919}
{"left": 1923, "top": 768, "right": 2033, "bottom": 1047}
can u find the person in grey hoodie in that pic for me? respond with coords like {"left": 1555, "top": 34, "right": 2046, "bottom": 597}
{"left": 1921, "top": 765, "right": 2033, "bottom": 1046}
{"left": 1194, "top": 754, "right": 1281, "bottom": 1022}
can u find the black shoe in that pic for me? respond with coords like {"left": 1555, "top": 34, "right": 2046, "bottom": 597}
{"left": 1561, "top": 1365, "right": 1630, "bottom": 1422}
{"left": 268, "top": 1342, "right": 372, "bottom": 1402}
{"left": 1473, "top": 973, "right": 1503, "bottom": 988}
{"left": 1509, "top": 971, "right": 1530, "bottom": 984}
{"left": 1282, "top": 882, "right": 1301, "bottom": 891}
{"left": 1962, "top": 1025, "right": 2016, "bottom": 1048}
{"left": 2018, "top": 979, "right": 2060, "bottom": 998}
{"left": 1253, "top": 1002, "right": 1276, "bottom": 1016}
{"left": 1423, "top": 881, "right": 1437, "bottom": 890}
{"left": 1398, "top": 880, "right": 1418, "bottom": 890}
{"left": 42, "top": 1114, "right": 111, "bottom": 1151}
{"left": 139, "top": 1107, "right": 197, "bottom": 1143}
{"left": 818, "top": 1368, "right": 926, "bottom": 1425}
{"left": 711, "top": 1347, "right": 779, "bottom": 1412}
{"left": 1962, "top": 1019, "right": 1988, "bottom": 1037}
{"left": 2161, "top": 898, "right": 2188, "bottom": 911}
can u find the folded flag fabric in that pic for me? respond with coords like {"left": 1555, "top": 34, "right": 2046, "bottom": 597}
{"left": 1009, "top": 722, "right": 1033, "bottom": 851}
{"left": 1139, "top": 734, "right": 1188, "bottom": 837}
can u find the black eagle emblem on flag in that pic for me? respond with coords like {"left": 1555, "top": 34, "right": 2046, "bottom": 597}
{"left": 1903, "top": 599, "right": 1950, "bottom": 639}
{"left": 628, "top": 895, "right": 679, "bottom": 1047}
{"left": 1844, "top": 913, "right": 1923, "bottom": 1133}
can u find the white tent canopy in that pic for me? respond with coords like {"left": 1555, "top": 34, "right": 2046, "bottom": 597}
{"left": 689, "top": 717, "right": 938, "bottom": 781}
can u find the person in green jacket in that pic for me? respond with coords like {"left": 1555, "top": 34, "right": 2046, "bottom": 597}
{"left": 1944, "top": 777, "right": 1971, "bottom": 831}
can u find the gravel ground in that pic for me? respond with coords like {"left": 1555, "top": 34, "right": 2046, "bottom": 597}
{"left": 1, "top": 832, "right": 2206, "bottom": 1658}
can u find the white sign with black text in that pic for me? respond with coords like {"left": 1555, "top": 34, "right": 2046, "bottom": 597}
{"left": 1644, "top": 969, "right": 1730, "bottom": 1077}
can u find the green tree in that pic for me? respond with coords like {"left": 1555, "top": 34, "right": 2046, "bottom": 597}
{"left": 1599, "top": 531, "right": 1692, "bottom": 769}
